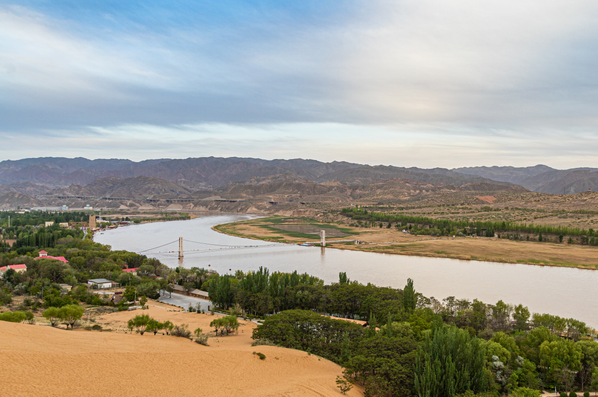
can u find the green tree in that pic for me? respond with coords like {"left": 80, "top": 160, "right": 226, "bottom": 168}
{"left": 576, "top": 340, "right": 598, "bottom": 392}
{"left": 252, "top": 310, "right": 365, "bottom": 363}
{"left": 127, "top": 314, "right": 151, "bottom": 335}
{"left": 42, "top": 307, "right": 61, "bottom": 327}
{"left": 139, "top": 295, "right": 148, "bottom": 308}
{"left": 58, "top": 304, "right": 84, "bottom": 329}
{"left": 513, "top": 304, "right": 530, "bottom": 331}
{"left": 403, "top": 278, "right": 416, "bottom": 313}
{"left": 414, "top": 326, "right": 488, "bottom": 397}
{"left": 539, "top": 340, "right": 582, "bottom": 392}
{"left": 344, "top": 334, "right": 417, "bottom": 397}
{"left": 123, "top": 285, "right": 136, "bottom": 302}
{"left": 137, "top": 264, "right": 155, "bottom": 277}
{"left": 146, "top": 318, "right": 163, "bottom": 335}
{"left": 0, "top": 287, "right": 12, "bottom": 305}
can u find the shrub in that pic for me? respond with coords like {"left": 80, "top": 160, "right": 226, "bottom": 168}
{"left": 0, "top": 311, "right": 28, "bottom": 323}
{"left": 171, "top": 324, "right": 191, "bottom": 338}
{"left": 146, "top": 319, "right": 163, "bottom": 335}
{"left": 0, "top": 287, "right": 12, "bottom": 305}
{"left": 508, "top": 387, "right": 542, "bottom": 397}
{"left": 195, "top": 334, "right": 209, "bottom": 346}
{"left": 162, "top": 320, "right": 174, "bottom": 335}
{"left": 24, "top": 310, "right": 34, "bottom": 324}
{"left": 584, "top": 392, "right": 590, "bottom": 397}
{"left": 336, "top": 376, "right": 353, "bottom": 395}
{"left": 253, "top": 352, "right": 266, "bottom": 360}
{"left": 569, "top": 392, "right": 577, "bottom": 397}
{"left": 210, "top": 315, "right": 240, "bottom": 336}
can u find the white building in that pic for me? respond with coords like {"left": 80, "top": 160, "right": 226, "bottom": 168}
{"left": 87, "top": 278, "right": 113, "bottom": 289}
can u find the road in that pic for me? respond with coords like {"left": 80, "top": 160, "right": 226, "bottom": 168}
{"left": 158, "top": 292, "right": 212, "bottom": 312}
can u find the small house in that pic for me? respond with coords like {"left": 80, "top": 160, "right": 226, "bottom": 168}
{"left": 87, "top": 278, "right": 114, "bottom": 289}
{"left": 189, "top": 289, "right": 210, "bottom": 300}
{"left": 122, "top": 268, "right": 139, "bottom": 276}
{"left": 0, "top": 264, "right": 27, "bottom": 274}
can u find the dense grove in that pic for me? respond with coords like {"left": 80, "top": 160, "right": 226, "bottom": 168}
{"left": 340, "top": 207, "right": 598, "bottom": 245}
{"left": 208, "top": 268, "right": 598, "bottom": 397}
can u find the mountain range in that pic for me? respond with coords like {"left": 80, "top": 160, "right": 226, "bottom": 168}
{"left": 0, "top": 158, "right": 596, "bottom": 206}
{"left": 455, "top": 165, "right": 598, "bottom": 194}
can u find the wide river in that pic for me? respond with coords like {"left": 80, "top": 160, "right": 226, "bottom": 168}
{"left": 95, "top": 214, "right": 598, "bottom": 328}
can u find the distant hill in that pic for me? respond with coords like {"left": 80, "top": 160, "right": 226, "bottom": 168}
{"left": 533, "top": 170, "right": 598, "bottom": 194}
{"left": 455, "top": 165, "right": 555, "bottom": 185}
{"left": 317, "top": 165, "right": 512, "bottom": 187}
{"left": 0, "top": 157, "right": 516, "bottom": 192}
{"left": 454, "top": 165, "right": 598, "bottom": 194}
{"left": 220, "top": 176, "right": 526, "bottom": 203}
{"left": 52, "top": 176, "right": 193, "bottom": 199}
{"left": 0, "top": 182, "right": 53, "bottom": 196}
{"left": 0, "top": 192, "right": 39, "bottom": 209}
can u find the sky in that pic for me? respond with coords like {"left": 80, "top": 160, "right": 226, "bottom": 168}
{"left": 2, "top": 0, "right": 598, "bottom": 168}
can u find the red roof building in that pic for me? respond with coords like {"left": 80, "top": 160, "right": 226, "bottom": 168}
{"left": 35, "top": 252, "right": 68, "bottom": 263}
{"left": 0, "top": 264, "right": 27, "bottom": 273}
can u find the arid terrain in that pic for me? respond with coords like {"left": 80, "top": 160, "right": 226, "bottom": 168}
{"left": 1, "top": 301, "right": 362, "bottom": 397}
{"left": 216, "top": 217, "right": 598, "bottom": 270}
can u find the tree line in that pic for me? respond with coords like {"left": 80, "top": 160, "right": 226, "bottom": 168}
{"left": 341, "top": 207, "right": 598, "bottom": 244}
{"left": 206, "top": 268, "right": 597, "bottom": 396}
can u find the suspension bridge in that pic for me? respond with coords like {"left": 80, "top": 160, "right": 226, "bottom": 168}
{"left": 135, "top": 237, "right": 283, "bottom": 259}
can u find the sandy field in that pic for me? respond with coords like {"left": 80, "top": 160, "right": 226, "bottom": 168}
{"left": 0, "top": 304, "right": 363, "bottom": 397}
{"left": 217, "top": 219, "right": 598, "bottom": 270}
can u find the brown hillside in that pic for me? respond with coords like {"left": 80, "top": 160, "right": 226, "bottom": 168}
{"left": 54, "top": 176, "right": 192, "bottom": 199}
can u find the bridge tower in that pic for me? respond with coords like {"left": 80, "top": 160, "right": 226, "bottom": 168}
{"left": 178, "top": 237, "right": 184, "bottom": 260}
{"left": 320, "top": 230, "right": 326, "bottom": 247}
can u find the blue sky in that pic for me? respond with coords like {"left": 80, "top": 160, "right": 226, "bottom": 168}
{"left": 2, "top": 0, "right": 598, "bottom": 168}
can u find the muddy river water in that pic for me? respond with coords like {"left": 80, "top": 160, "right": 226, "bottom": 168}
{"left": 94, "top": 214, "right": 598, "bottom": 328}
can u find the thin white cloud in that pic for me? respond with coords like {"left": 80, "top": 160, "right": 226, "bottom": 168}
{"left": 1, "top": 1, "right": 598, "bottom": 166}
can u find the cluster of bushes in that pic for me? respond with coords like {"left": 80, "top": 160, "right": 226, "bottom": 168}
{"left": 0, "top": 310, "right": 34, "bottom": 323}
{"left": 42, "top": 304, "right": 84, "bottom": 329}
{"left": 233, "top": 271, "right": 598, "bottom": 396}
{"left": 126, "top": 314, "right": 174, "bottom": 336}
{"left": 209, "top": 315, "right": 240, "bottom": 336}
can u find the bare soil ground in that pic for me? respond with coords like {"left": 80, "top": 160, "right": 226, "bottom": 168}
{"left": 218, "top": 219, "right": 598, "bottom": 270}
{"left": 0, "top": 301, "right": 363, "bottom": 397}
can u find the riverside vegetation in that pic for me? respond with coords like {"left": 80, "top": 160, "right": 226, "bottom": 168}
{"left": 208, "top": 268, "right": 598, "bottom": 397}
{"left": 2, "top": 211, "right": 598, "bottom": 396}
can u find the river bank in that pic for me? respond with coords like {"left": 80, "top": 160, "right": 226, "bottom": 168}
{"left": 214, "top": 217, "right": 598, "bottom": 271}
